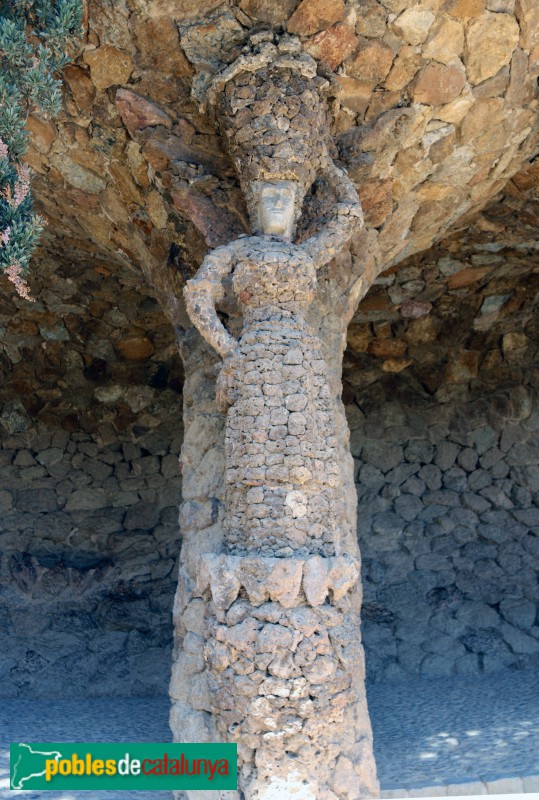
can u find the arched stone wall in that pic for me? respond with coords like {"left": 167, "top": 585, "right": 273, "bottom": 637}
{"left": 1, "top": 223, "right": 538, "bottom": 696}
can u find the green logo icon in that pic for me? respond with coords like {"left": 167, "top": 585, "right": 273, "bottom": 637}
{"left": 10, "top": 742, "right": 237, "bottom": 791}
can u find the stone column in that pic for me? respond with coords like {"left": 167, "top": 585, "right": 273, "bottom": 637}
{"left": 170, "top": 319, "right": 378, "bottom": 800}
{"left": 169, "top": 31, "right": 379, "bottom": 800}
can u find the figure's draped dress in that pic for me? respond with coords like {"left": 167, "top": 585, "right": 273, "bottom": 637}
{"left": 223, "top": 238, "right": 342, "bottom": 559}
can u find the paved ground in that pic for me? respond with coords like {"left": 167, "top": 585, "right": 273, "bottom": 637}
{"left": 1, "top": 669, "right": 537, "bottom": 799}
{"left": 0, "top": 698, "right": 171, "bottom": 800}
{"left": 368, "top": 668, "right": 539, "bottom": 790}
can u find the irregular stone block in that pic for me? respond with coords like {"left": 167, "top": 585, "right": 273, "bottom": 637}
{"left": 266, "top": 559, "right": 303, "bottom": 607}
{"left": 238, "top": 557, "right": 273, "bottom": 606}
{"left": 303, "top": 555, "right": 329, "bottom": 605}
{"left": 208, "top": 554, "right": 241, "bottom": 610}
{"left": 392, "top": 8, "right": 435, "bottom": 45}
{"left": 304, "top": 23, "right": 359, "bottom": 69}
{"left": 413, "top": 62, "right": 466, "bottom": 106}
{"left": 287, "top": 0, "right": 345, "bottom": 36}
{"left": 328, "top": 555, "right": 359, "bottom": 601}
{"left": 423, "top": 17, "right": 464, "bottom": 64}
{"left": 465, "top": 13, "right": 519, "bottom": 85}
{"left": 83, "top": 45, "right": 134, "bottom": 91}
{"left": 116, "top": 88, "right": 172, "bottom": 134}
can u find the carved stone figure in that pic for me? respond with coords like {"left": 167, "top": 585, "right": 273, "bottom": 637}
{"left": 184, "top": 155, "right": 361, "bottom": 560}
{"left": 175, "top": 32, "right": 379, "bottom": 800}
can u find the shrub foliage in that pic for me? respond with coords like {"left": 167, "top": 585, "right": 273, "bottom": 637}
{"left": 0, "top": 0, "right": 82, "bottom": 298}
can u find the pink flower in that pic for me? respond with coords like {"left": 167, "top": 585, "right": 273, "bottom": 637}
{"left": 4, "top": 260, "right": 34, "bottom": 302}
{"left": 1, "top": 226, "right": 10, "bottom": 246}
{"left": 0, "top": 139, "right": 7, "bottom": 160}
{"left": 2, "top": 162, "right": 31, "bottom": 208}
{"left": 14, "top": 163, "right": 31, "bottom": 207}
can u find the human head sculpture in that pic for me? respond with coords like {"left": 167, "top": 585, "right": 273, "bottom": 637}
{"left": 207, "top": 31, "right": 337, "bottom": 241}
{"left": 255, "top": 179, "right": 297, "bottom": 239}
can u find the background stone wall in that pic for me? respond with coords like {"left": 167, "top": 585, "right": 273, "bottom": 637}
{"left": 351, "top": 381, "right": 539, "bottom": 683}
{"left": 0, "top": 418, "right": 182, "bottom": 698}
{"left": 344, "top": 207, "right": 539, "bottom": 683}
{"left": 0, "top": 254, "right": 183, "bottom": 698}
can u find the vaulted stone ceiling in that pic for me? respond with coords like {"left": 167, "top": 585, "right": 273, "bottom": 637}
{"left": 10, "top": 0, "right": 538, "bottom": 322}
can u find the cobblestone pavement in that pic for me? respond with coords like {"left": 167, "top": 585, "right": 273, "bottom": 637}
{"left": 1, "top": 669, "right": 538, "bottom": 799}
{"left": 368, "top": 668, "right": 539, "bottom": 791}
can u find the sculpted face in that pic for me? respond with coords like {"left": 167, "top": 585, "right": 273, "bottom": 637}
{"left": 256, "top": 180, "right": 297, "bottom": 240}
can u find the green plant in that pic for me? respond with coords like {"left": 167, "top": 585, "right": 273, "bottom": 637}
{"left": 0, "top": 0, "right": 82, "bottom": 299}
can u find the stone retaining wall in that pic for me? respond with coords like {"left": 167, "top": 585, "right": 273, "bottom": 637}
{"left": 2, "top": 356, "right": 538, "bottom": 695}
{"left": 2, "top": 232, "right": 539, "bottom": 697}
{"left": 0, "top": 412, "right": 182, "bottom": 698}
{"left": 342, "top": 206, "right": 539, "bottom": 683}
{"left": 350, "top": 379, "right": 539, "bottom": 683}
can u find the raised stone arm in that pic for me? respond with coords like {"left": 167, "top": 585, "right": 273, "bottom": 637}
{"left": 183, "top": 243, "right": 239, "bottom": 360}
{"left": 302, "top": 155, "right": 364, "bottom": 269}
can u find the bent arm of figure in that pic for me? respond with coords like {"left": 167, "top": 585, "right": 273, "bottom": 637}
{"left": 302, "top": 157, "right": 364, "bottom": 270}
{"left": 183, "top": 244, "right": 239, "bottom": 360}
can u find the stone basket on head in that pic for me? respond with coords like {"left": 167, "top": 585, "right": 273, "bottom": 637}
{"left": 206, "top": 30, "right": 339, "bottom": 234}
